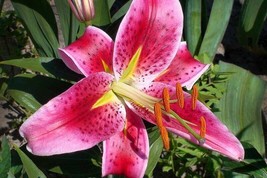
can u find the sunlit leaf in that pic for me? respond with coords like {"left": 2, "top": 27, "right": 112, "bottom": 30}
{"left": 216, "top": 61, "right": 266, "bottom": 155}
{"left": 54, "top": 0, "right": 80, "bottom": 45}
{"left": 0, "top": 136, "right": 11, "bottom": 178}
{"left": 198, "top": 0, "right": 233, "bottom": 63}
{"left": 111, "top": 1, "right": 131, "bottom": 23}
{"left": 145, "top": 127, "right": 163, "bottom": 177}
{"left": 238, "top": 0, "right": 267, "bottom": 46}
{"left": 92, "top": 0, "right": 111, "bottom": 26}
{"left": 13, "top": 145, "right": 46, "bottom": 178}
{"left": 184, "top": 0, "right": 202, "bottom": 55}
{"left": 11, "top": 0, "right": 59, "bottom": 57}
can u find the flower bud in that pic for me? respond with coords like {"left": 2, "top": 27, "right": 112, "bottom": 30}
{"left": 68, "top": 0, "right": 95, "bottom": 25}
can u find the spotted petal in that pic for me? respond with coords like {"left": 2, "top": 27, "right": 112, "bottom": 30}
{"left": 59, "top": 26, "right": 113, "bottom": 76}
{"left": 19, "top": 72, "right": 125, "bottom": 156}
{"left": 113, "top": 0, "right": 183, "bottom": 83}
{"left": 155, "top": 42, "right": 210, "bottom": 90}
{"left": 127, "top": 82, "right": 244, "bottom": 161}
{"left": 102, "top": 108, "right": 149, "bottom": 178}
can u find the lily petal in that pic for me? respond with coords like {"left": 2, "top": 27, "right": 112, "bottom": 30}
{"left": 102, "top": 108, "right": 149, "bottom": 178}
{"left": 155, "top": 42, "right": 210, "bottom": 90}
{"left": 20, "top": 72, "right": 126, "bottom": 156}
{"left": 127, "top": 82, "right": 244, "bottom": 161}
{"left": 59, "top": 26, "right": 113, "bottom": 76}
{"left": 113, "top": 0, "right": 183, "bottom": 83}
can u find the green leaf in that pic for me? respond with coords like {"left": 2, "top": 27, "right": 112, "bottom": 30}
{"left": 184, "top": 0, "right": 202, "bottom": 55}
{"left": 223, "top": 142, "right": 267, "bottom": 177}
{"left": 92, "top": 0, "right": 111, "bottom": 26}
{"left": 54, "top": 0, "right": 80, "bottom": 45}
{"left": 111, "top": 1, "right": 132, "bottom": 23}
{"left": 108, "top": 0, "right": 116, "bottom": 9}
{"left": 0, "top": 78, "right": 8, "bottom": 100}
{"left": 7, "top": 73, "right": 72, "bottom": 112}
{"left": 198, "top": 0, "right": 233, "bottom": 63}
{"left": 0, "top": 57, "right": 82, "bottom": 81}
{"left": 13, "top": 145, "right": 46, "bottom": 178}
{"left": 145, "top": 127, "right": 163, "bottom": 177}
{"left": 216, "top": 61, "right": 266, "bottom": 155}
{"left": 238, "top": 0, "right": 267, "bottom": 46}
{"left": 0, "top": 136, "right": 11, "bottom": 178}
{"left": 11, "top": 0, "right": 59, "bottom": 57}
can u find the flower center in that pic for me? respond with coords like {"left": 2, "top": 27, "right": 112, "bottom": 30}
{"left": 111, "top": 81, "right": 206, "bottom": 149}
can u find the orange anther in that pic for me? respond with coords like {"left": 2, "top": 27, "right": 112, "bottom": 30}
{"left": 200, "top": 116, "right": 206, "bottom": 138}
{"left": 176, "top": 83, "right": 184, "bottom": 109}
{"left": 160, "top": 127, "right": 170, "bottom": 151}
{"left": 154, "top": 103, "right": 163, "bottom": 128}
{"left": 192, "top": 85, "right": 198, "bottom": 110}
{"left": 163, "top": 88, "right": 171, "bottom": 113}
{"left": 154, "top": 102, "right": 170, "bottom": 150}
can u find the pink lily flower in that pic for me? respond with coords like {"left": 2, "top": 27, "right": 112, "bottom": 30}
{"left": 19, "top": 0, "right": 244, "bottom": 177}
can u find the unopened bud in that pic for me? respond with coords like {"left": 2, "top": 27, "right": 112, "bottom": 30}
{"left": 68, "top": 0, "right": 95, "bottom": 25}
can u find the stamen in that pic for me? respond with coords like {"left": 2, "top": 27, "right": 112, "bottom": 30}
{"left": 154, "top": 103, "right": 170, "bottom": 150}
{"left": 191, "top": 85, "right": 198, "bottom": 110}
{"left": 154, "top": 103, "right": 163, "bottom": 128}
{"left": 200, "top": 116, "right": 206, "bottom": 138}
{"left": 160, "top": 127, "right": 170, "bottom": 151}
{"left": 163, "top": 88, "right": 171, "bottom": 113}
{"left": 176, "top": 83, "right": 184, "bottom": 108}
{"left": 198, "top": 116, "right": 206, "bottom": 145}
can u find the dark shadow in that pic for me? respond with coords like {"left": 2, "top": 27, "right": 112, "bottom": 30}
{"left": 41, "top": 58, "right": 83, "bottom": 82}
{"left": 7, "top": 75, "right": 72, "bottom": 105}
{"left": 235, "top": 122, "right": 254, "bottom": 140}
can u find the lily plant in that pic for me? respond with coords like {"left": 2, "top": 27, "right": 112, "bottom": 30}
{"left": 19, "top": 0, "right": 244, "bottom": 177}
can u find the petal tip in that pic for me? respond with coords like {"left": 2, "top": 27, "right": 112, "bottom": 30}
{"left": 26, "top": 145, "right": 33, "bottom": 154}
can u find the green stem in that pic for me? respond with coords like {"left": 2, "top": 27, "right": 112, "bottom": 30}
{"left": 170, "top": 110, "right": 205, "bottom": 144}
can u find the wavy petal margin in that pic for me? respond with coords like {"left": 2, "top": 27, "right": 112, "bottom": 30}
{"left": 59, "top": 26, "right": 114, "bottom": 76}
{"left": 155, "top": 42, "right": 210, "bottom": 90}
